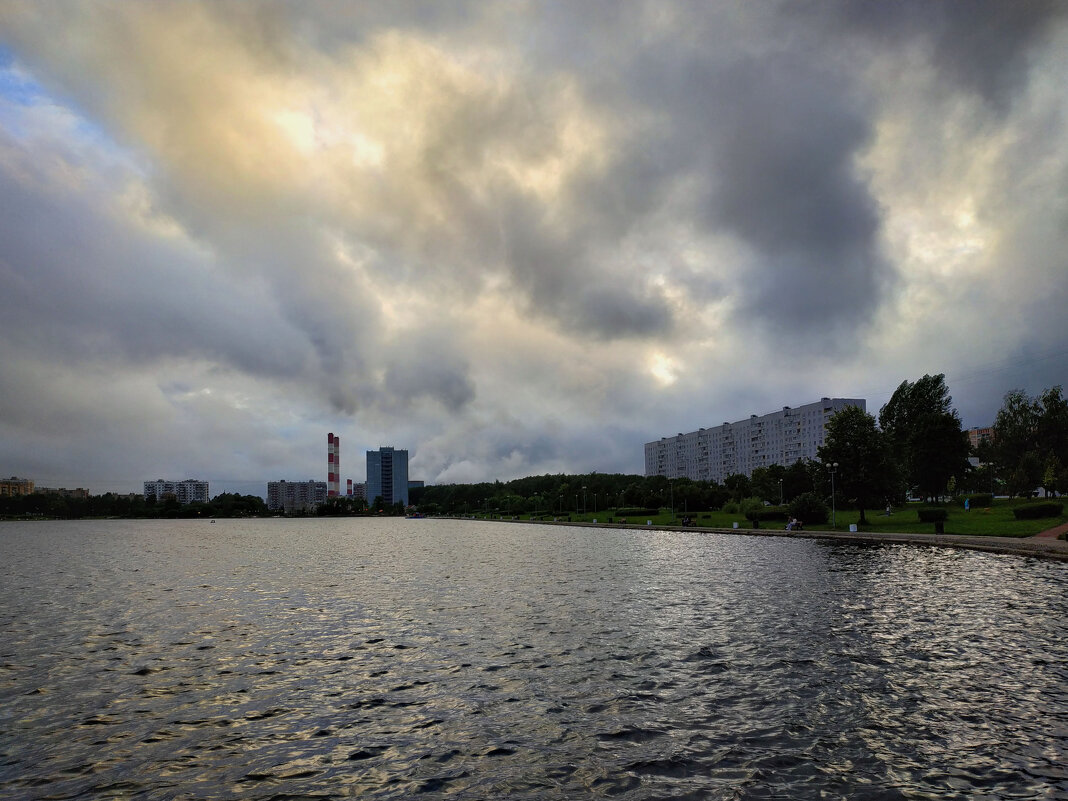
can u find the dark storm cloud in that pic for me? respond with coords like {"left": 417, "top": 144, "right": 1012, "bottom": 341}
{"left": 806, "top": 0, "right": 1067, "bottom": 111}
{"left": 616, "top": 38, "right": 888, "bottom": 346}
{"left": 705, "top": 54, "right": 886, "bottom": 336}
{"left": 572, "top": 284, "right": 674, "bottom": 340}
{"left": 382, "top": 333, "right": 476, "bottom": 414}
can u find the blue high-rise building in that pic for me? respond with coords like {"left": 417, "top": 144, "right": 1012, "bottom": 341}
{"left": 366, "top": 446, "right": 409, "bottom": 508}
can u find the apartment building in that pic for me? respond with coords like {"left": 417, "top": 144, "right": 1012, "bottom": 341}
{"left": 0, "top": 477, "right": 35, "bottom": 496}
{"left": 366, "top": 447, "right": 409, "bottom": 507}
{"left": 645, "top": 397, "right": 866, "bottom": 482}
{"left": 143, "top": 479, "right": 210, "bottom": 504}
{"left": 266, "top": 480, "right": 327, "bottom": 512}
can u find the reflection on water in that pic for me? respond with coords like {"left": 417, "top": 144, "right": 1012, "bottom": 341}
{"left": 1, "top": 519, "right": 1065, "bottom": 799}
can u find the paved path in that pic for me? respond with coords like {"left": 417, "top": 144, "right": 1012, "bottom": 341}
{"left": 478, "top": 518, "right": 1068, "bottom": 562}
{"left": 1032, "top": 520, "right": 1068, "bottom": 540}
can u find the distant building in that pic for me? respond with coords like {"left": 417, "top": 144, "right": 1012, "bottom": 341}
{"left": 366, "top": 447, "right": 409, "bottom": 507}
{"left": 408, "top": 480, "right": 424, "bottom": 490}
{"left": 349, "top": 481, "right": 366, "bottom": 501}
{"left": 645, "top": 397, "right": 866, "bottom": 483}
{"left": 144, "top": 479, "right": 210, "bottom": 504}
{"left": 267, "top": 480, "right": 327, "bottom": 512}
{"left": 0, "top": 477, "right": 35, "bottom": 496}
{"left": 37, "top": 487, "right": 89, "bottom": 499}
{"left": 967, "top": 426, "right": 994, "bottom": 451}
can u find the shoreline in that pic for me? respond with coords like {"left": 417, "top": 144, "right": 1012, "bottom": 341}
{"left": 3, "top": 515, "right": 1065, "bottom": 562}
{"left": 468, "top": 517, "right": 1068, "bottom": 563}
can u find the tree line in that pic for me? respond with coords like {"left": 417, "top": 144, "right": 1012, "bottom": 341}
{"left": 0, "top": 490, "right": 411, "bottom": 520}
{"left": 0, "top": 492, "right": 269, "bottom": 519}
{"left": 4, "top": 377, "right": 1063, "bottom": 522}
{"left": 813, "top": 376, "right": 1066, "bottom": 523}
{"left": 413, "top": 376, "right": 1067, "bottom": 521}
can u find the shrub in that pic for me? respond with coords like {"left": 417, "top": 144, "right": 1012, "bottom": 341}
{"left": 1012, "top": 501, "right": 1064, "bottom": 520}
{"left": 740, "top": 497, "right": 765, "bottom": 519}
{"left": 788, "top": 492, "right": 828, "bottom": 525}
{"left": 747, "top": 505, "right": 789, "bottom": 522}
{"left": 721, "top": 501, "right": 740, "bottom": 514}
{"left": 617, "top": 508, "right": 661, "bottom": 518}
{"left": 959, "top": 493, "right": 993, "bottom": 508}
{"left": 917, "top": 508, "right": 949, "bottom": 523}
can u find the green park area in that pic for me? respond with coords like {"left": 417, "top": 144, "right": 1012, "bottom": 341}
{"left": 459, "top": 376, "right": 1067, "bottom": 541}
{"left": 511, "top": 496, "right": 1066, "bottom": 539}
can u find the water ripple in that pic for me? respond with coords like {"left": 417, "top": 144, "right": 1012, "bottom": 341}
{"left": 0, "top": 519, "right": 1065, "bottom": 799}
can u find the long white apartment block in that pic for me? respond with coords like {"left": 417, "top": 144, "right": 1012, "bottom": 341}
{"left": 644, "top": 397, "right": 865, "bottom": 482}
{"left": 143, "top": 479, "right": 210, "bottom": 504}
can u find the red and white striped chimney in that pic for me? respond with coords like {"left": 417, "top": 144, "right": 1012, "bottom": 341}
{"left": 327, "top": 433, "right": 340, "bottom": 497}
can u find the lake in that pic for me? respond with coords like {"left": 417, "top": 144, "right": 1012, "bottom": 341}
{"left": 1, "top": 518, "right": 1065, "bottom": 799}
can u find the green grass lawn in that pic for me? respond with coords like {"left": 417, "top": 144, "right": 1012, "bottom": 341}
{"left": 515, "top": 499, "right": 1066, "bottom": 538}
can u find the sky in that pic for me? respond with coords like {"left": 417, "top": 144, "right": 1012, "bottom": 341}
{"left": 1, "top": 2, "right": 1066, "bottom": 497}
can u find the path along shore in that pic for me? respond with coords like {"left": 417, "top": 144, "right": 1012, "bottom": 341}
{"left": 476, "top": 517, "right": 1068, "bottom": 563}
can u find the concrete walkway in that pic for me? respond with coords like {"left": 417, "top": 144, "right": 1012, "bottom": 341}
{"left": 784, "top": 527, "right": 1068, "bottom": 562}
{"left": 483, "top": 517, "right": 1068, "bottom": 562}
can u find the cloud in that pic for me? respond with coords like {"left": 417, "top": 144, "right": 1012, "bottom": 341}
{"left": 0, "top": 2, "right": 1066, "bottom": 492}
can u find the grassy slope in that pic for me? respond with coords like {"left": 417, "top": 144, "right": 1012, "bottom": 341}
{"left": 520, "top": 499, "right": 1066, "bottom": 538}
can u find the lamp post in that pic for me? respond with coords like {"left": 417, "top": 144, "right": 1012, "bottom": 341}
{"left": 582, "top": 486, "right": 587, "bottom": 516}
{"left": 779, "top": 478, "right": 783, "bottom": 506}
{"left": 670, "top": 478, "right": 675, "bottom": 523}
{"left": 830, "top": 462, "right": 839, "bottom": 529}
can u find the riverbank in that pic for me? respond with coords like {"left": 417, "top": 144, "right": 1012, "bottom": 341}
{"left": 464, "top": 517, "right": 1068, "bottom": 562}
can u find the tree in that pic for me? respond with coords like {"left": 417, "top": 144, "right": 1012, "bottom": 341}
{"left": 818, "top": 405, "right": 896, "bottom": 525}
{"left": 750, "top": 465, "right": 786, "bottom": 505}
{"left": 909, "top": 412, "right": 971, "bottom": 501}
{"left": 783, "top": 459, "right": 814, "bottom": 503}
{"left": 879, "top": 374, "right": 969, "bottom": 501}
{"left": 1037, "top": 386, "right": 1068, "bottom": 468}
{"left": 991, "top": 387, "right": 1068, "bottom": 496}
{"left": 1042, "top": 455, "right": 1063, "bottom": 498}
{"left": 992, "top": 389, "right": 1040, "bottom": 479}
{"left": 724, "top": 473, "right": 751, "bottom": 503}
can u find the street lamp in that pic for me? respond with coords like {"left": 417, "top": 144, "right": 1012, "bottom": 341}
{"left": 582, "top": 486, "right": 587, "bottom": 516}
{"left": 830, "top": 462, "right": 839, "bottom": 529}
{"left": 779, "top": 478, "right": 783, "bottom": 506}
{"left": 670, "top": 478, "right": 675, "bottom": 523}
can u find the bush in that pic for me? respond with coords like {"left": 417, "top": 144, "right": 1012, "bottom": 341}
{"left": 788, "top": 492, "right": 828, "bottom": 525}
{"left": 747, "top": 505, "right": 789, "bottom": 522}
{"left": 917, "top": 508, "right": 949, "bottom": 523}
{"left": 721, "top": 501, "right": 740, "bottom": 514}
{"left": 959, "top": 493, "right": 993, "bottom": 508}
{"left": 617, "top": 508, "right": 661, "bottom": 518}
{"left": 1012, "top": 501, "right": 1064, "bottom": 520}
{"left": 740, "top": 497, "right": 765, "bottom": 519}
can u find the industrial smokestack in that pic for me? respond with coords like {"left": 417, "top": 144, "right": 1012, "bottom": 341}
{"left": 327, "top": 433, "right": 340, "bottom": 497}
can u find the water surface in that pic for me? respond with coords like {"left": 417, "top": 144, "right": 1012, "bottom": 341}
{"left": 1, "top": 518, "right": 1065, "bottom": 799}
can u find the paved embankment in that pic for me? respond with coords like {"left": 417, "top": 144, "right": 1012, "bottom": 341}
{"left": 474, "top": 518, "right": 1068, "bottom": 562}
